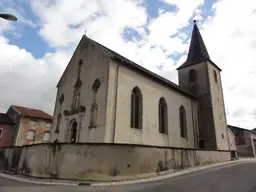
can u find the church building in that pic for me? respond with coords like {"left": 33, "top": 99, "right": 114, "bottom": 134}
{"left": 50, "top": 21, "right": 236, "bottom": 151}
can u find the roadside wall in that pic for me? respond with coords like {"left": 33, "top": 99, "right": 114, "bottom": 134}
{"left": 0, "top": 147, "right": 22, "bottom": 171}
{"left": 0, "top": 143, "right": 233, "bottom": 181}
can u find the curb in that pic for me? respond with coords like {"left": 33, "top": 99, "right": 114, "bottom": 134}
{"left": 90, "top": 159, "right": 251, "bottom": 186}
{"left": 0, "top": 159, "right": 254, "bottom": 186}
{"left": 0, "top": 173, "right": 80, "bottom": 186}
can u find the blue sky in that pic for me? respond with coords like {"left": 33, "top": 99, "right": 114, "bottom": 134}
{"left": 0, "top": 0, "right": 256, "bottom": 129}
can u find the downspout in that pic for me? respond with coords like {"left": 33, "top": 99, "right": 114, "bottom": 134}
{"left": 112, "top": 60, "right": 121, "bottom": 143}
{"left": 220, "top": 81, "right": 231, "bottom": 151}
{"left": 191, "top": 100, "right": 196, "bottom": 148}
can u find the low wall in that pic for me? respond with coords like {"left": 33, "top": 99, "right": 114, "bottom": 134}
{"left": 0, "top": 143, "right": 234, "bottom": 181}
{"left": 0, "top": 147, "right": 22, "bottom": 171}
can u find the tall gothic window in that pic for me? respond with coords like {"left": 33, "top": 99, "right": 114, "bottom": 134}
{"left": 130, "top": 87, "right": 143, "bottom": 129}
{"left": 189, "top": 69, "right": 196, "bottom": 82}
{"left": 159, "top": 97, "right": 168, "bottom": 134}
{"left": 72, "top": 59, "right": 82, "bottom": 111}
{"left": 89, "top": 103, "right": 98, "bottom": 128}
{"left": 55, "top": 113, "right": 62, "bottom": 132}
{"left": 179, "top": 105, "right": 187, "bottom": 138}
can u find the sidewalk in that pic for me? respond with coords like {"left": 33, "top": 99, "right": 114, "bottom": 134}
{"left": 0, "top": 158, "right": 254, "bottom": 186}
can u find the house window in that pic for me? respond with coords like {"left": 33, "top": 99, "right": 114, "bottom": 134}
{"left": 27, "top": 130, "right": 36, "bottom": 140}
{"left": 189, "top": 69, "right": 196, "bottom": 82}
{"left": 46, "top": 122, "right": 52, "bottom": 128}
{"left": 56, "top": 113, "right": 62, "bottom": 132}
{"left": 30, "top": 120, "right": 38, "bottom": 126}
{"left": 130, "top": 87, "right": 143, "bottom": 129}
{"left": 159, "top": 97, "right": 168, "bottom": 134}
{"left": 43, "top": 131, "right": 51, "bottom": 142}
{"left": 0, "top": 129, "right": 3, "bottom": 138}
{"left": 213, "top": 70, "right": 218, "bottom": 83}
{"left": 89, "top": 103, "right": 98, "bottom": 128}
{"left": 179, "top": 105, "right": 187, "bottom": 138}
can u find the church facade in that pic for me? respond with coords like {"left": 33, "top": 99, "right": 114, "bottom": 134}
{"left": 50, "top": 22, "right": 236, "bottom": 151}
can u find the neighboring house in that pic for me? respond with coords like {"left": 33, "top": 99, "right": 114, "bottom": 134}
{"left": 229, "top": 125, "right": 256, "bottom": 157}
{"left": 6, "top": 105, "right": 53, "bottom": 146}
{"left": 0, "top": 113, "right": 15, "bottom": 147}
{"left": 50, "top": 21, "right": 236, "bottom": 152}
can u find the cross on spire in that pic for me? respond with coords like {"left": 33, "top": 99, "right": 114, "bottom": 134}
{"left": 193, "top": 11, "right": 197, "bottom": 24}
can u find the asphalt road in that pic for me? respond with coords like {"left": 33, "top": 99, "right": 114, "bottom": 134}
{"left": 1, "top": 161, "right": 256, "bottom": 192}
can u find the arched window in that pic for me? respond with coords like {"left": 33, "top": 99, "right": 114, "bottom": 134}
{"left": 189, "top": 69, "right": 196, "bottom": 82}
{"left": 213, "top": 70, "right": 218, "bottom": 83}
{"left": 159, "top": 97, "right": 168, "bottom": 134}
{"left": 72, "top": 89, "right": 80, "bottom": 111}
{"left": 131, "top": 87, "right": 143, "bottom": 129}
{"left": 89, "top": 103, "right": 98, "bottom": 128}
{"left": 70, "top": 121, "right": 77, "bottom": 143}
{"left": 179, "top": 105, "right": 187, "bottom": 138}
{"left": 55, "top": 113, "right": 62, "bottom": 132}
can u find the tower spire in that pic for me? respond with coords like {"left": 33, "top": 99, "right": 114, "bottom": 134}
{"left": 177, "top": 21, "right": 210, "bottom": 70}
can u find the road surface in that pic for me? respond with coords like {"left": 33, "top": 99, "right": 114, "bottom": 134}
{"left": 1, "top": 160, "right": 256, "bottom": 192}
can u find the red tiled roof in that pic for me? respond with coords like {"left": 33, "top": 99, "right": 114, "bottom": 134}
{"left": 12, "top": 105, "right": 53, "bottom": 121}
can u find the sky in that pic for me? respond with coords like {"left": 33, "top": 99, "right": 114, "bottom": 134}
{"left": 0, "top": 0, "right": 255, "bottom": 129}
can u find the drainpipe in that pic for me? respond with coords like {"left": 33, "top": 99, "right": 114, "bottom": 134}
{"left": 218, "top": 66, "right": 231, "bottom": 151}
{"left": 112, "top": 60, "right": 121, "bottom": 143}
{"left": 191, "top": 100, "right": 196, "bottom": 148}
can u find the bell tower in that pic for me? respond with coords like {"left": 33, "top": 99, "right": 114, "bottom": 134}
{"left": 177, "top": 20, "right": 230, "bottom": 150}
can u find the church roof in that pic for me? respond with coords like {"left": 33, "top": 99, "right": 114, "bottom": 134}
{"left": 177, "top": 21, "right": 221, "bottom": 71}
{"left": 84, "top": 35, "right": 197, "bottom": 99}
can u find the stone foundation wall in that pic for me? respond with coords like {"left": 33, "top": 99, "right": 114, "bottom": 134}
{"left": 0, "top": 143, "right": 234, "bottom": 181}
{"left": 0, "top": 147, "right": 22, "bottom": 171}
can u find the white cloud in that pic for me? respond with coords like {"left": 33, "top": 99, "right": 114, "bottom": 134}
{"left": 199, "top": 0, "right": 256, "bottom": 128}
{"left": 0, "top": 36, "right": 70, "bottom": 114}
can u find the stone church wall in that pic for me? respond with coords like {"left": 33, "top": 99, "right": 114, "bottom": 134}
{"left": 0, "top": 143, "right": 233, "bottom": 181}
{"left": 51, "top": 37, "right": 111, "bottom": 143}
{"left": 107, "top": 60, "right": 198, "bottom": 148}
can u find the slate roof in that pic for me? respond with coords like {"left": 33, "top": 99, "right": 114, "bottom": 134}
{"left": 84, "top": 35, "right": 197, "bottom": 99}
{"left": 12, "top": 105, "right": 53, "bottom": 121}
{"left": 177, "top": 22, "right": 221, "bottom": 71}
{"left": 228, "top": 125, "right": 256, "bottom": 135}
{"left": 0, "top": 113, "right": 14, "bottom": 124}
